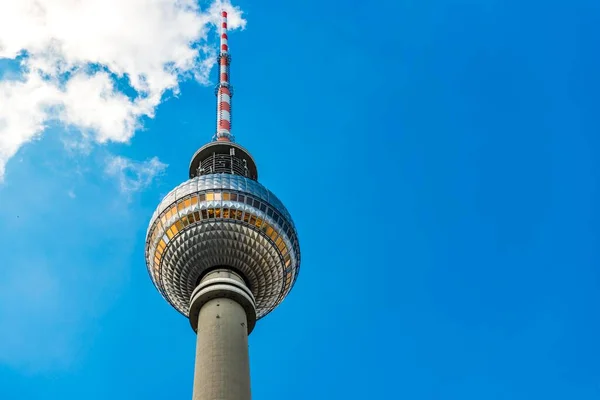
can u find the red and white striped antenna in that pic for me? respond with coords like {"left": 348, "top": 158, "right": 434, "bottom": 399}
{"left": 215, "top": 10, "right": 233, "bottom": 142}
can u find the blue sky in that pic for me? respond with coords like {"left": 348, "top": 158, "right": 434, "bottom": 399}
{"left": 0, "top": 0, "right": 599, "bottom": 399}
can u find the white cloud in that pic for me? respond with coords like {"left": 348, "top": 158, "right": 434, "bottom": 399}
{"left": 105, "top": 155, "right": 167, "bottom": 195}
{"left": 0, "top": 0, "right": 246, "bottom": 180}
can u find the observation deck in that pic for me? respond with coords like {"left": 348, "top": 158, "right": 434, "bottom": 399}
{"left": 145, "top": 143, "right": 300, "bottom": 323}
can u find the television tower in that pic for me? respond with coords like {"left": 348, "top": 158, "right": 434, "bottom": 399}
{"left": 144, "top": 10, "right": 301, "bottom": 400}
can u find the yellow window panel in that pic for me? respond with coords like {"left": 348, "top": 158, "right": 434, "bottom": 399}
{"left": 206, "top": 193, "right": 214, "bottom": 201}
{"left": 215, "top": 208, "right": 221, "bottom": 218}
{"left": 223, "top": 193, "right": 231, "bottom": 200}
{"left": 178, "top": 202, "right": 186, "bottom": 212}
{"left": 191, "top": 197, "right": 198, "bottom": 205}
{"left": 184, "top": 199, "right": 192, "bottom": 208}
{"left": 175, "top": 220, "right": 184, "bottom": 231}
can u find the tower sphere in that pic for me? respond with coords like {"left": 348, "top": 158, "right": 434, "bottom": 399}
{"left": 144, "top": 142, "right": 300, "bottom": 325}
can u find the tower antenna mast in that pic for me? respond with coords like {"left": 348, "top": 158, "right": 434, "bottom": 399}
{"left": 215, "top": 10, "right": 233, "bottom": 142}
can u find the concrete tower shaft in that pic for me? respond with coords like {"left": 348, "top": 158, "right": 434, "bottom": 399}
{"left": 190, "top": 269, "right": 254, "bottom": 400}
